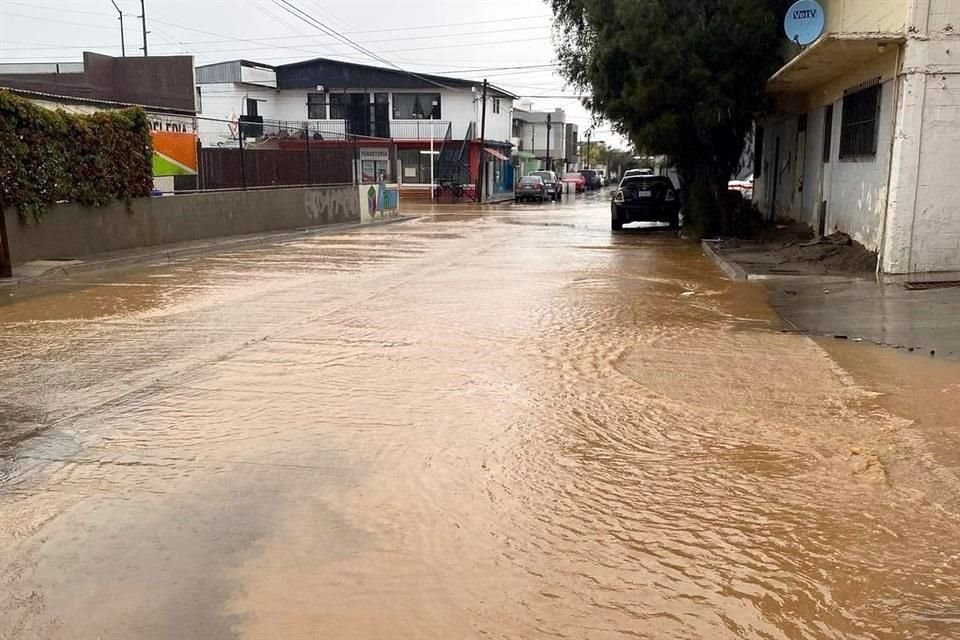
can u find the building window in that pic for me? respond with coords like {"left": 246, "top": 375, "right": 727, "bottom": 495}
{"left": 839, "top": 80, "right": 882, "bottom": 160}
{"left": 392, "top": 93, "right": 441, "bottom": 119}
{"left": 493, "top": 98, "right": 501, "bottom": 114}
{"left": 307, "top": 92, "right": 327, "bottom": 119}
{"left": 329, "top": 93, "right": 352, "bottom": 120}
{"left": 822, "top": 104, "right": 834, "bottom": 163}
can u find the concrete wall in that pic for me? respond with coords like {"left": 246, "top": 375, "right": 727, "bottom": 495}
{"left": 827, "top": 79, "right": 896, "bottom": 250}
{"left": 4, "top": 186, "right": 360, "bottom": 266}
{"left": 820, "top": 0, "right": 907, "bottom": 34}
{"left": 799, "top": 106, "right": 827, "bottom": 229}
{"left": 754, "top": 115, "right": 799, "bottom": 221}
{"left": 883, "top": 0, "right": 960, "bottom": 274}
{"left": 758, "top": 64, "right": 897, "bottom": 252}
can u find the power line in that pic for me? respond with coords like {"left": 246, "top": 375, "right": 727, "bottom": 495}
{"left": 1, "top": 2, "right": 549, "bottom": 37}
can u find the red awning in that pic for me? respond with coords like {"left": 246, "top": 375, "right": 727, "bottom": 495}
{"left": 484, "top": 147, "right": 509, "bottom": 161}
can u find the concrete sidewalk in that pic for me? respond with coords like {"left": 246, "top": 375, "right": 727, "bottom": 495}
{"left": 704, "top": 240, "right": 960, "bottom": 360}
{"left": 0, "top": 215, "right": 417, "bottom": 288}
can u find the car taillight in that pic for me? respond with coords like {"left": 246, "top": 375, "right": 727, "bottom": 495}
{"left": 665, "top": 190, "right": 676, "bottom": 202}
{"left": 614, "top": 190, "right": 625, "bottom": 203}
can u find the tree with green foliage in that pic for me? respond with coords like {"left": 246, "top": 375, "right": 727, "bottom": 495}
{"left": 549, "top": 0, "right": 788, "bottom": 234}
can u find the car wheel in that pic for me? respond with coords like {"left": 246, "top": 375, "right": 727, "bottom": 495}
{"left": 612, "top": 208, "right": 624, "bottom": 231}
{"left": 668, "top": 214, "right": 680, "bottom": 230}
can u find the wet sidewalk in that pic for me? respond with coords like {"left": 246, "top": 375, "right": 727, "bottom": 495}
{"left": 704, "top": 240, "right": 960, "bottom": 360}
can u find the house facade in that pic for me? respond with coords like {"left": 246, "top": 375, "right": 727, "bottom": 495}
{"left": 512, "top": 106, "right": 579, "bottom": 175}
{"left": 756, "top": 0, "right": 960, "bottom": 276}
{"left": 196, "top": 58, "right": 516, "bottom": 199}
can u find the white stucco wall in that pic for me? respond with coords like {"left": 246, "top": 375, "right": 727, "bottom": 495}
{"left": 757, "top": 80, "right": 894, "bottom": 251}
{"left": 799, "top": 106, "right": 827, "bottom": 229}
{"left": 826, "top": 79, "right": 895, "bottom": 250}
{"left": 754, "top": 115, "right": 799, "bottom": 221}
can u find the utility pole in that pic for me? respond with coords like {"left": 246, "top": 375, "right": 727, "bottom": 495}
{"left": 585, "top": 128, "right": 592, "bottom": 168}
{"left": 138, "top": 0, "right": 149, "bottom": 56}
{"left": 545, "top": 113, "right": 552, "bottom": 173}
{"left": 531, "top": 125, "right": 536, "bottom": 170}
{"left": 110, "top": 0, "right": 126, "bottom": 57}
{"left": 475, "top": 79, "right": 488, "bottom": 203}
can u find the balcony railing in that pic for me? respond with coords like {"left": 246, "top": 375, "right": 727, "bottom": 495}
{"left": 390, "top": 120, "right": 452, "bottom": 140}
{"left": 251, "top": 118, "right": 475, "bottom": 141}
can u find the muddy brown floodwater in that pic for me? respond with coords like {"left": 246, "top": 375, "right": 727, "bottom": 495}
{"left": 1, "top": 193, "right": 959, "bottom": 639}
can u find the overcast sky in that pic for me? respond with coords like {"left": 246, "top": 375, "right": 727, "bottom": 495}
{"left": 0, "top": 0, "right": 626, "bottom": 147}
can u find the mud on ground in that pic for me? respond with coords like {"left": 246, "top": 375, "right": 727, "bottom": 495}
{"left": 716, "top": 222, "right": 878, "bottom": 277}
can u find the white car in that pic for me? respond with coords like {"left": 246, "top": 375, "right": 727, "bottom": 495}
{"left": 728, "top": 175, "right": 754, "bottom": 200}
{"left": 623, "top": 168, "right": 655, "bottom": 180}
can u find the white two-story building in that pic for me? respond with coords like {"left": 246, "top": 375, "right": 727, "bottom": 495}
{"left": 757, "top": 0, "right": 960, "bottom": 276}
{"left": 195, "top": 57, "right": 517, "bottom": 198}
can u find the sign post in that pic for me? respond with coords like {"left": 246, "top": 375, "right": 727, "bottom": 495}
{"left": 785, "top": 0, "right": 826, "bottom": 47}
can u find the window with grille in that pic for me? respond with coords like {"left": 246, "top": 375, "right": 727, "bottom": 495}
{"left": 493, "top": 98, "right": 501, "bottom": 114}
{"left": 307, "top": 92, "right": 327, "bottom": 119}
{"left": 839, "top": 80, "right": 881, "bottom": 160}
{"left": 392, "top": 93, "right": 441, "bottom": 119}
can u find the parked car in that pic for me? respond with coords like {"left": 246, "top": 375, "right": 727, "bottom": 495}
{"left": 611, "top": 175, "right": 681, "bottom": 230}
{"left": 579, "top": 169, "right": 602, "bottom": 190}
{"left": 529, "top": 170, "right": 562, "bottom": 201}
{"left": 623, "top": 168, "right": 655, "bottom": 180}
{"left": 561, "top": 172, "right": 586, "bottom": 193}
{"left": 515, "top": 175, "right": 547, "bottom": 202}
{"left": 728, "top": 174, "right": 754, "bottom": 200}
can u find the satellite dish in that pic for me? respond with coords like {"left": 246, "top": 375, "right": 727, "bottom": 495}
{"left": 785, "top": 0, "right": 825, "bottom": 47}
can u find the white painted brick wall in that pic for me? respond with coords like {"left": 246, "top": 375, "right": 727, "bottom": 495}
{"left": 908, "top": 72, "right": 960, "bottom": 272}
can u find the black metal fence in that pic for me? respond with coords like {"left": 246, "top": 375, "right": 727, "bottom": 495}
{"left": 153, "top": 116, "right": 398, "bottom": 194}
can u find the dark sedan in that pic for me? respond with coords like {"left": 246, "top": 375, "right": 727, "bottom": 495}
{"left": 515, "top": 176, "right": 547, "bottom": 202}
{"left": 611, "top": 176, "right": 680, "bottom": 230}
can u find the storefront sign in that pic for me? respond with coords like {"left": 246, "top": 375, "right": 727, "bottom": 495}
{"left": 359, "top": 148, "right": 390, "bottom": 162}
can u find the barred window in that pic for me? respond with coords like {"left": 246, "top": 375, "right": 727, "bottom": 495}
{"left": 839, "top": 80, "right": 881, "bottom": 160}
{"left": 307, "top": 92, "right": 327, "bottom": 120}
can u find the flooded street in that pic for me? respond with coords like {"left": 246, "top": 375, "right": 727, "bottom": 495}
{"left": 1, "top": 193, "right": 959, "bottom": 639}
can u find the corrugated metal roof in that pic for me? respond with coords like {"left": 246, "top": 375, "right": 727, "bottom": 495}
{"left": 196, "top": 61, "right": 243, "bottom": 84}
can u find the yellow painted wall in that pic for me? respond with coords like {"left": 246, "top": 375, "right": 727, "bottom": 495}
{"left": 819, "top": 0, "right": 906, "bottom": 34}
{"left": 803, "top": 48, "right": 900, "bottom": 110}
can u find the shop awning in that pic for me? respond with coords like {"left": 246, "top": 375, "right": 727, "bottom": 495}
{"left": 767, "top": 33, "right": 905, "bottom": 95}
{"left": 484, "top": 147, "right": 509, "bottom": 161}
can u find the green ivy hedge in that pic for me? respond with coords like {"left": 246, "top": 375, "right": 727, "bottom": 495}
{"left": 0, "top": 90, "right": 153, "bottom": 222}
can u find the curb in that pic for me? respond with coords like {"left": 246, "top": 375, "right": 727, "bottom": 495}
{"left": 701, "top": 240, "right": 748, "bottom": 281}
{"left": 1, "top": 215, "right": 419, "bottom": 287}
